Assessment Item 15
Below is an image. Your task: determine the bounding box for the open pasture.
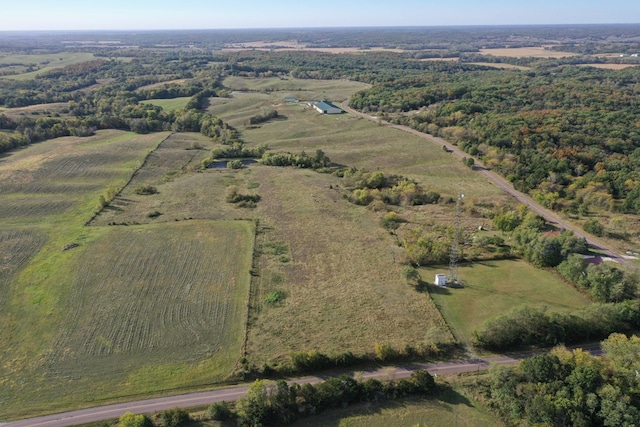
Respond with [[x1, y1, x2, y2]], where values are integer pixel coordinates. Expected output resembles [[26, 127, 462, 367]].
[[479, 47, 578, 58], [222, 76, 370, 101], [244, 166, 456, 363], [578, 63, 640, 70], [421, 259, 591, 344], [0, 52, 97, 80], [141, 96, 192, 112], [90, 132, 246, 225], [0, 102, 70, 119], [0, 130, 169, 224], [136, 78, 190, 90], [0, 221, 253, 419], [470, 62, 531, 70], [240, 101, 503, 198], [208, 77, 369, 128]]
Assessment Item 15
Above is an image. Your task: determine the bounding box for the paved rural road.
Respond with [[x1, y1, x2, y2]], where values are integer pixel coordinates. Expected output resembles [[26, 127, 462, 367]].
[[341, 102, 635, 268], [1, 345, 603, 427]]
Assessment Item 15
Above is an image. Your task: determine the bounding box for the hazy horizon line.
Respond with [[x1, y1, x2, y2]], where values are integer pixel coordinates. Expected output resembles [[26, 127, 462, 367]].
[[2, 22, 640, 34]]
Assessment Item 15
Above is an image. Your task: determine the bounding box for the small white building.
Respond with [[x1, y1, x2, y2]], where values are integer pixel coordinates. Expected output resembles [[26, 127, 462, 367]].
[[434, 274, 447, 287], [313, 100, 344, 114]]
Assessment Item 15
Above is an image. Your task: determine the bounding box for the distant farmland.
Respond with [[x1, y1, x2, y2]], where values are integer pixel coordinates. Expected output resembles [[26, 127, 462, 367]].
[[479, 47, 578, 58]]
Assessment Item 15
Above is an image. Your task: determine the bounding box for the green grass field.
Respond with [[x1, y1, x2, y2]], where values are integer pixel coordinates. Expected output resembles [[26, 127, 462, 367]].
[[0, 130, 254, 419], [0, 52, 97, 80], [290, 390, 499, 427], [141, 97, 192, 112], [420, 259, 592, 345]]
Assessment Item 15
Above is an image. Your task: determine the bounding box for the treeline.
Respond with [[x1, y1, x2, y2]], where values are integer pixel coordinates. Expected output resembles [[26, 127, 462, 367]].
[[480, 336, 640, 426], [473, 300, 640, 351], [117, 369, 437, 427], [212, 370, 437, 426], [558, 254, 638, 303], [349, 65, 640, 212]]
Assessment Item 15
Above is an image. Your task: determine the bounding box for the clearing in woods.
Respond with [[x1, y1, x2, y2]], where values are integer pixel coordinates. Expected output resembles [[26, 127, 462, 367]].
[[141, 96, 192, 112], [419, 259, 592, 345], [0, 52, 97, 80]]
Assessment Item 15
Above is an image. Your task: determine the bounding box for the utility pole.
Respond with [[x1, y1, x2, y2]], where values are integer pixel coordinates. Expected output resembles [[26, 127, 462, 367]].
[[448, 192, 463, 285]]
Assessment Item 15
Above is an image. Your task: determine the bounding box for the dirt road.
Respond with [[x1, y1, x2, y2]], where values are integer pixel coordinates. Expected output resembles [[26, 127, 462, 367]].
[[340, 102, 634, 267]]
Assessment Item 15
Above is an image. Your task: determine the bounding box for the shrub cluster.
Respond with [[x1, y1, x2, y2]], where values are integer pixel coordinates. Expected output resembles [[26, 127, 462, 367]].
[[247, 109, 279, 125], [259, 149, 330, 169], [134, 185, 158, 195], [557, 254, 638, 302], [226, 186, 261, 208], [340, 168, 439, 207], [473, 300, 640, 351], [402, 227, 454, 266], [208, 142, 268, 160]]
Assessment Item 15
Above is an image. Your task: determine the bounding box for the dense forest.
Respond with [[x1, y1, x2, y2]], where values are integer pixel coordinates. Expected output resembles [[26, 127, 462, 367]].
[[351, 64, 640, 213], [477, 335, 640, 426]]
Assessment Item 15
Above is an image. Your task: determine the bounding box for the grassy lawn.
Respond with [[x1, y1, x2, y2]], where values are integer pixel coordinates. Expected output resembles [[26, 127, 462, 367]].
[[290, 389, 499, 427], [420, 259, 592, 345], [141, 96, 192, 112]]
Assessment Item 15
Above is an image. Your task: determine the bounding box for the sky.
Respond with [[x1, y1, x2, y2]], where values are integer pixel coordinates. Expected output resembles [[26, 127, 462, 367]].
[[2, 0, 640, 31]]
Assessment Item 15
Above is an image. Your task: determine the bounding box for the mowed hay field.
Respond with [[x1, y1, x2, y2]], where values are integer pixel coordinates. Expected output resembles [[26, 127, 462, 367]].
[[0, 130, 254, 419], [420, 259, 592, 345], [0, 221, 253, 419], [0, 130, 169, 224]]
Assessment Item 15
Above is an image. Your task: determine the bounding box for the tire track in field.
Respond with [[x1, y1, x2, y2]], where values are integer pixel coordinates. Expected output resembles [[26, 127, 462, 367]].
[[45, 223, 248, 382]]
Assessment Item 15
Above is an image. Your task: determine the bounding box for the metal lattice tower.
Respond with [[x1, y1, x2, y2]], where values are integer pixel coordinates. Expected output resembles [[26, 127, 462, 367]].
[[448, 192, 463, 285]]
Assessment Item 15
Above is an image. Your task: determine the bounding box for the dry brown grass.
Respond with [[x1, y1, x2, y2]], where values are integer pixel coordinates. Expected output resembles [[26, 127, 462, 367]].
[[0, 102, 70, 119], [222, 40, 406, 54], [470, 62, 531, 70], [246, 166, 453, 362], [136, 78, 190, 91], [577, 63, 640, 70], [418, 57, 460, 62], [479, 47, 578, 58]]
